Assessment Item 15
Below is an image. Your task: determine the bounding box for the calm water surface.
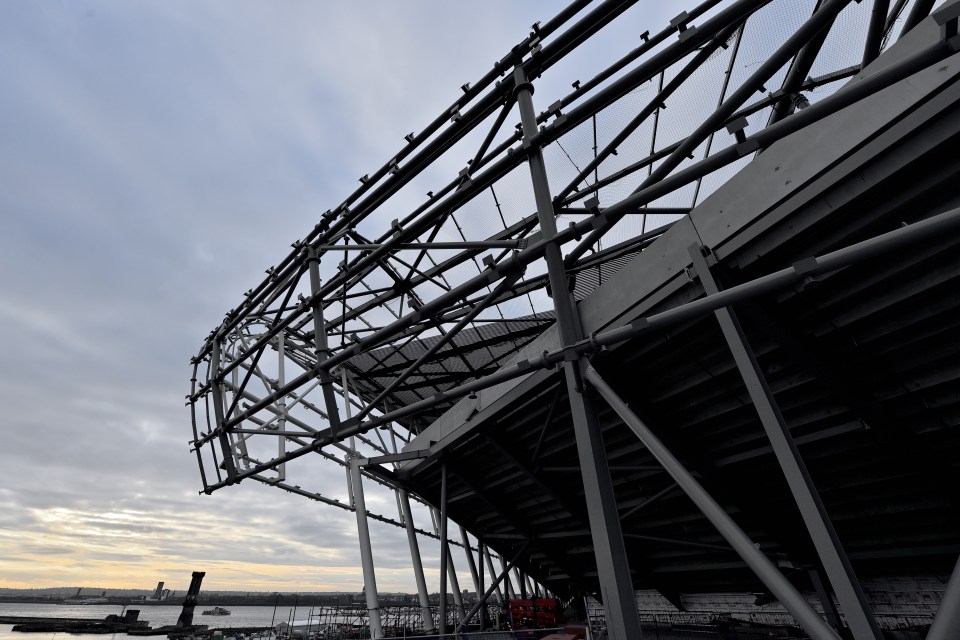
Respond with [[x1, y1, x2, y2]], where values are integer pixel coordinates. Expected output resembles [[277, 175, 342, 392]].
[[0, 603, 304, 640]]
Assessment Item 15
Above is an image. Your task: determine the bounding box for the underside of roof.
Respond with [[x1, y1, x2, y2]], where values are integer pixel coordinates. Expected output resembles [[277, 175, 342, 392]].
[[370, 21, 960, 598]]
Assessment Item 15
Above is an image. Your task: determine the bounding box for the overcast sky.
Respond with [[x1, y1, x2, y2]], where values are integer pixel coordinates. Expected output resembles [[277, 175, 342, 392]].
[[0, 1, 685, 593]]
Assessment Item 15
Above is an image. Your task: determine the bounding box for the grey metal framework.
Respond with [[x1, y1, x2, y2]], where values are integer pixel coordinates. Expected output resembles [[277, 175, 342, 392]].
[[188, 1, 960, 638]]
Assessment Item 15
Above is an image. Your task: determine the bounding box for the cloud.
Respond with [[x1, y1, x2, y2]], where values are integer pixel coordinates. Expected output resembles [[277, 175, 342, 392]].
[[0, 0, 679, 593]]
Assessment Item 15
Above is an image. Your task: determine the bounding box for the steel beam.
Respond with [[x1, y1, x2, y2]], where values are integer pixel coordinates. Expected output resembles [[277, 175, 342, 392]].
[[689, 243, 881, 640], [584, 366, 841, 640], [306, 247, 343, 435], [568, 0, 856, 262], [863, 0, 891, 67], [901, 0, 937, 38], [200, 205, 960, 490], [515, 66, 642, 640], [210, 339, 237, 480], [196, 32, 955, 426]]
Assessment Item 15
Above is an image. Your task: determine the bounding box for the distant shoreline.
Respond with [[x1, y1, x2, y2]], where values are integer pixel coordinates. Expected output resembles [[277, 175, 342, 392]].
[[0, 594, 423, 607]]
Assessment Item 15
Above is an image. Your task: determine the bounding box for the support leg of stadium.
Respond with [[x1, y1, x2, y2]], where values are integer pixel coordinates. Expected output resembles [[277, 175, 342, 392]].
[[688, 244, 881, 640], [501, 556, 516, 599], [478, 531, 485, 632], [483, 548, 504, 603], [444, 541, 465, 621], [348, 456, 383, 639], [809, 568, 843, 633], [399, 488, 435, 633], [460, 526, 480, 597], [584, 366, 841, 640], [515, 65, 643, 640], [927, 554, 960, 640], [438, 463, 448, 635], [458, 542, 529, 634]]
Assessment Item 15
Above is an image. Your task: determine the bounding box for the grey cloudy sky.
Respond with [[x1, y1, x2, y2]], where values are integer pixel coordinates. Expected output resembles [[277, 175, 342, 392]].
[[0, 1, 678, 593]]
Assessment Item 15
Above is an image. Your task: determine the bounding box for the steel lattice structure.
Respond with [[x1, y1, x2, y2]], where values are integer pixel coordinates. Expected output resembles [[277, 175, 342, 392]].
[[189, 1, 960, 638]]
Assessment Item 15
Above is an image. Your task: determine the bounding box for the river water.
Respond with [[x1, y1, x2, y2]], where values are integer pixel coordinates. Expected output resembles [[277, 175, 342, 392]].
[[0, 603, 311, 640]]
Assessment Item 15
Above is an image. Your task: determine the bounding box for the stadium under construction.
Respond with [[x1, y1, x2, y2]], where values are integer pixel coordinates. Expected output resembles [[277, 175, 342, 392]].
[[188, 0, 960, 638]]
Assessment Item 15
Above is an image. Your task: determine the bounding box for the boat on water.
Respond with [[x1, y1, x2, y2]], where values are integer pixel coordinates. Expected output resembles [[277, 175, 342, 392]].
[[201, 606, 231, 616]]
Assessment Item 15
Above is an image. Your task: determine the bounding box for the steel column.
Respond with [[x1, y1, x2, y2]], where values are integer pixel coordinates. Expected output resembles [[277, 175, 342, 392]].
[[478, 531, 486, 631], [445, 544, 465, 621], [460, 526, 481, 595], [515, 568, 527, 600], [810, 568, 843, 632], [515, 65, 643, 640], [457, 543, 529, 633], [584, 366, 841, 640], [399, 489, 435, 633], [484, 549, 504, 603], [863, 0, 891, 67], [438, 463, 448, 635], [348, 456, 383, 639], [689, 244, 881, 640], [499, 555, 516, 599], [927, 555, 960, 640]]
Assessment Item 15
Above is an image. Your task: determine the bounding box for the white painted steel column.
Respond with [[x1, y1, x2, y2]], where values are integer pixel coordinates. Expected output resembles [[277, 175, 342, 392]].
[[460, 526, 481, 595], [399, 489, 435, 633], [349, 456, 383, 639], [483, 548, 504, 603], [500, 555, 516, 599], [586, 365, 841, 640], [927, 555, 960, 640], [446, 544, 465, 620], [689, 245, 881, 640], [438, 467, 448, 635], [515, 65, 643, 640]]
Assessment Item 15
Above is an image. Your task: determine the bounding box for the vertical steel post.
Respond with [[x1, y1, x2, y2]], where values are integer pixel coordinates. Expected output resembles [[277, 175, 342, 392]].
[[810, 568, 843, 632], [339, 354, 381, 640], [584, 366, 841, 640], [927, 555, 960, 640], [460, 526, 481, 595], [689, 245, 881, 640], [501, 555, 516, 599], [478, 531, 486, 631], [349, 457, 383, 639], [514, 66, 643, 640], [439, 464, 448, 636], [446, 545, 465, 621], [400, 489, 435, 633], [457, 543, 530, 634], [516, 568, 527, 599], [484, 548, 504, 604]]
